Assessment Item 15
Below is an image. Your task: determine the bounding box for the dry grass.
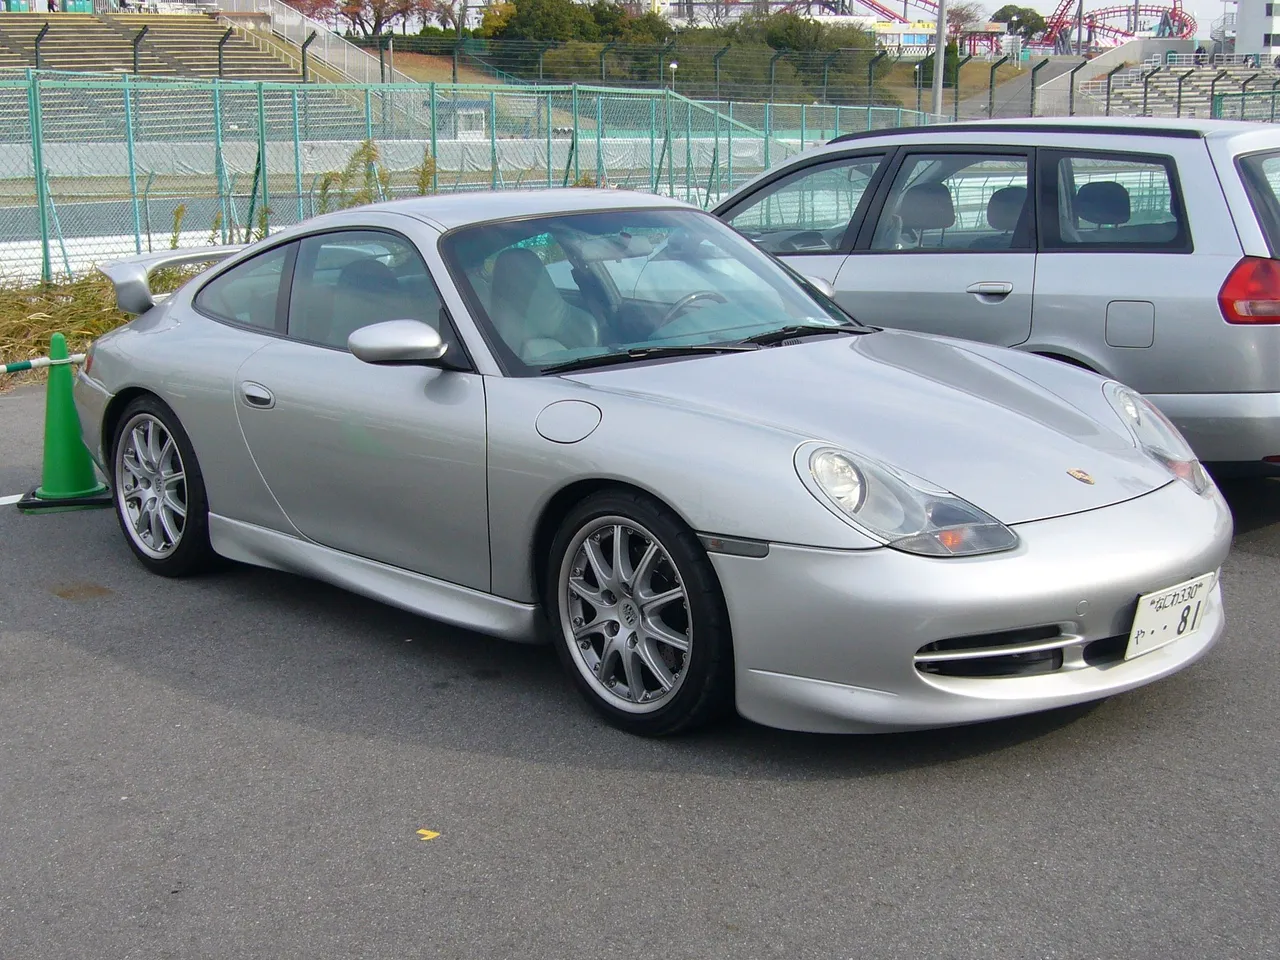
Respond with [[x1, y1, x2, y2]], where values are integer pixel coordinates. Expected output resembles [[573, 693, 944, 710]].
[[0, 268, 197, 392]]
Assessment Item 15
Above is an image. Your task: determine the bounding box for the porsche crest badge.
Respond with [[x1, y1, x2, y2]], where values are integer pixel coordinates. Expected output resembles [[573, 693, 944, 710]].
[[1067, 468, 1095, 485]]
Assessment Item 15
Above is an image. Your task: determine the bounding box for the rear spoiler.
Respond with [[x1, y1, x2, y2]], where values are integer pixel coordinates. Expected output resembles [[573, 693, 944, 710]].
[[97, 245, 246, 316]]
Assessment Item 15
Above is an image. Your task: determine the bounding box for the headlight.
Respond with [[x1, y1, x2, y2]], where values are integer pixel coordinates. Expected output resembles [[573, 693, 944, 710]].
[[1103, 382, 1211, 495], [798, 444, 1019, 557]]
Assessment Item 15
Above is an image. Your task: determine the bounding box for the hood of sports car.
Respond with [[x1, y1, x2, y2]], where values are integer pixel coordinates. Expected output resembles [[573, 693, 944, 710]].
[[568, 329, 1175, 525]]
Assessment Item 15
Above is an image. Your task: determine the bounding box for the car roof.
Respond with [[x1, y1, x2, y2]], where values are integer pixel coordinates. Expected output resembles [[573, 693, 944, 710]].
[[343, 188, 699, 231], [827, 116, 1274, 147]]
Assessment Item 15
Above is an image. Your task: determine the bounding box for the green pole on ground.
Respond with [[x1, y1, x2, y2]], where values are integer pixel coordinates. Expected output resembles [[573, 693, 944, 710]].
[[595, 92, 603, 183], [16, 333, 111, 513], [648, 98, 656, 192], [546, 89, 553, 188], [213, 81, 228, 242], [726, 101, 733, 191], [571, 84, 580, 182]]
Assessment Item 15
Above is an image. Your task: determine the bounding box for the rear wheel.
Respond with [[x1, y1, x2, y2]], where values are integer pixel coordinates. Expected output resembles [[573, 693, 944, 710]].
[[111, 395, 214, 577], [546, 489, 734, 736]]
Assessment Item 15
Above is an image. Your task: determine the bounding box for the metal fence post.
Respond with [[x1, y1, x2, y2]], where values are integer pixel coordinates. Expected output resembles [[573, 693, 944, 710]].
[[132, 25, 148, 75], [1142, 65, 1161, 115], [490, 89, 498, 189], [123, 74, 142, 254], [34, 21, 49, 70], [571, 83, 580, 182], [213, 80, 228, 242], [1067, 59, 1088, 116], [649, 98, 656, 192], [430, 83, 439, 192], [953, 54, 973, 121], [364, 87, 373, 143], [28, 73, 51, 283], [1272, 78, 1280, 122], [764, 101, 771, 169], [545, 89, 553, 189], [867, 50, 887, 107], [1104, 63, 1126, 116], [257, 82, 269, 233], [988, 55, 1009, 119], [685, 99, 692, 202], [218, 27, 231, 78], [726, 100, 733, 189], [714, 44, 730, 101], [595, 92, 603, 183], [1028, 57, 1051, 117], [301, 31, 317, 82], [800, 103, 806, 147], [292, 88, 303, 222]]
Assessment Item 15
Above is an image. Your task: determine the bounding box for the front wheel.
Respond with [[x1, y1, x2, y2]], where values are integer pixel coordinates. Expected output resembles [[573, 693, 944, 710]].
[[546, 489, 734, 736]]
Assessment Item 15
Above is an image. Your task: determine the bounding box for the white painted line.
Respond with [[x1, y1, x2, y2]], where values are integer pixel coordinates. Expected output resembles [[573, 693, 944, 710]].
[[0, 494, 23, 506]]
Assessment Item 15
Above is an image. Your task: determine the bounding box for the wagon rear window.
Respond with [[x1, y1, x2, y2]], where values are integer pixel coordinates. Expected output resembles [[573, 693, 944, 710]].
[[1237, 152, 1280, 256]]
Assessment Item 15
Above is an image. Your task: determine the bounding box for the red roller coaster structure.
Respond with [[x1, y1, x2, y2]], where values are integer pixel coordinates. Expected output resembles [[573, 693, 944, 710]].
[[1041, 0, 1197, 49]]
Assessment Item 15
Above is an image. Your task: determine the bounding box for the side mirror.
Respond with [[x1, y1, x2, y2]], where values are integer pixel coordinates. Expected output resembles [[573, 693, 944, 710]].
[[348, 319, 448, 365], [809, 277, 837, 300]]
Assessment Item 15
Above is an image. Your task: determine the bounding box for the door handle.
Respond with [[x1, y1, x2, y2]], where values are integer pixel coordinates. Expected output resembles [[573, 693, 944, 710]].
[[966, 281, 1014, 298], [239, 381, 275, 409]]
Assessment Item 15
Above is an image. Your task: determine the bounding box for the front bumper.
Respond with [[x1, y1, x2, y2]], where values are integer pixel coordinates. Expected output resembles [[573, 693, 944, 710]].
[[711, 478, 1233, 734], [1150, 390, 1280, 463]]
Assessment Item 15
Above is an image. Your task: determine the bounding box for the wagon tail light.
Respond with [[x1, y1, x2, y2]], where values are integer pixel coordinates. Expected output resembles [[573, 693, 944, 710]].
[[1219, 257, 1280, 323]]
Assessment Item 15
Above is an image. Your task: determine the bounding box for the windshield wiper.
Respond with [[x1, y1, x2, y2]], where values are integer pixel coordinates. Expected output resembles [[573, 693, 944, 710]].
[[737, 324, 870, 347], [541, 344, 758, 375]]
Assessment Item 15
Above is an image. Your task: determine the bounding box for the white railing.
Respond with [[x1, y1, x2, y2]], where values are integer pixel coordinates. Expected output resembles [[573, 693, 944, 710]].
[[218, 0, 416, 85]]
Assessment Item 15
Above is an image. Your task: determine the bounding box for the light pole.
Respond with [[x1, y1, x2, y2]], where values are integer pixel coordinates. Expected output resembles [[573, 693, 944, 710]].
[[931, 0, 948, 116], [915, 62, 922, 112], [669, 61, 678, 92]]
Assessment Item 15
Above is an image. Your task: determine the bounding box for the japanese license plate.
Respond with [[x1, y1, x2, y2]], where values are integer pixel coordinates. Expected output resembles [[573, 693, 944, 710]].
[[1125, 571, 1216, 660]]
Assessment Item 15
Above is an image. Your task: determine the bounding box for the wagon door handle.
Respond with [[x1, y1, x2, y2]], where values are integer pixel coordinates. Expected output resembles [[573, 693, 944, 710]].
[[966, 281, 1014, 299], [239, 381, 275, 409]]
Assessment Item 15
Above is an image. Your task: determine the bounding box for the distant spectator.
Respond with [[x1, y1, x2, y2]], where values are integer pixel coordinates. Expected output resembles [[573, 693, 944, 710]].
[[1274, 54, 1280, 69], [1194, 45, 1207, 65], [47, 0, 56, 10]]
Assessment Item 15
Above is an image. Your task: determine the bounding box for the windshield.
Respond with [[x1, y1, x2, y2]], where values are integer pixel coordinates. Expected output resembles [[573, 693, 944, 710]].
[[440, 208, 857, 374]]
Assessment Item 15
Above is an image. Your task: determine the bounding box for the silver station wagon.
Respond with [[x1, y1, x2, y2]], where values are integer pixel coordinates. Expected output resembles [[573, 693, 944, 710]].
[[713, 117, 1280, 472]]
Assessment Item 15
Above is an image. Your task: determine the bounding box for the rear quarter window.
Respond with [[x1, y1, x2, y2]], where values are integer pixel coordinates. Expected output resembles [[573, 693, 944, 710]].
[[1237, 152, 1280, 256]]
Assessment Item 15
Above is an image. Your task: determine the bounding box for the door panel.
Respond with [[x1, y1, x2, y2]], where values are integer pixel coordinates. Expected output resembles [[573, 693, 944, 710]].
[[834, 252, 1035, 345], [234, 343, 490, 591], [836, 149, 1035, 346]]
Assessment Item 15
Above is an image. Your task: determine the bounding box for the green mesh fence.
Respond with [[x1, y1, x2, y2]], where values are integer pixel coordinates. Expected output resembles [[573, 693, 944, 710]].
[[1, 71, 937, 282], [1212, 89, 1280, 121]]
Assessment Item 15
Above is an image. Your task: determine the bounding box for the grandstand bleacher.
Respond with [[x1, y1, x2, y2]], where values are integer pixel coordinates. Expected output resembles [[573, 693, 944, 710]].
[[0, 11, 296, 79], [1083, 56, 1279, 118]]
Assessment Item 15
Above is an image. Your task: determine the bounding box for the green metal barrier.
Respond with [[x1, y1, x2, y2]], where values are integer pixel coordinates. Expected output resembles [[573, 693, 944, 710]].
[[0, 70, 937, 282]]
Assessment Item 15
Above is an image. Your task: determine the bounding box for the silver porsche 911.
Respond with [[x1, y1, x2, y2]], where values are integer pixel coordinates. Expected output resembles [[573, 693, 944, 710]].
[[75, 189, 1232, 737]]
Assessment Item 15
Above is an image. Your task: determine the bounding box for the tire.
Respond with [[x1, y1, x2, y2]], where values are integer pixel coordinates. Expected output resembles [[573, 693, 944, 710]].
[[545, 488, 734, 736], [110, 395, 215, 577]]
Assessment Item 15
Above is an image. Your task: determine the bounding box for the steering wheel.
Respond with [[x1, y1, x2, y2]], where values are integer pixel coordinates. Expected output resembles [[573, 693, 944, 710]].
[[653, 290, 729, 333]]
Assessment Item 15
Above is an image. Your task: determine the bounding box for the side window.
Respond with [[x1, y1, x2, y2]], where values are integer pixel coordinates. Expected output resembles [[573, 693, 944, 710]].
[[868, 153, 1031, 252], [723, 155, 884, 255], [287, 230, 446, 350], [193, 244, 291, 331], [1042, 152, 1189, 250]]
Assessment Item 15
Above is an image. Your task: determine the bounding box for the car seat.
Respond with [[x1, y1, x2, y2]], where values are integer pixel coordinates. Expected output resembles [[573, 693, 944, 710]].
[[488, 247, 600, 362], [969, 186, 1027, 249]]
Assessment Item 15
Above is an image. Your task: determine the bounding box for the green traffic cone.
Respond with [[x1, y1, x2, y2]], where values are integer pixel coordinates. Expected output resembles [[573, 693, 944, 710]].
[[16, 333, 112, 513]]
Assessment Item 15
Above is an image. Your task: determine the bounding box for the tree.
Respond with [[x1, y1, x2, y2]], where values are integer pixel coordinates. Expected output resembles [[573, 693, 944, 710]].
[[946, 0, 986, 36], [990, 3, 1046, 40], [479, 0, 597, 41]]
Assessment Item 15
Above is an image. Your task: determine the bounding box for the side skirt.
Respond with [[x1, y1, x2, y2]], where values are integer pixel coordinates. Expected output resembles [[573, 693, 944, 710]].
[[208, 514, 544, 643]]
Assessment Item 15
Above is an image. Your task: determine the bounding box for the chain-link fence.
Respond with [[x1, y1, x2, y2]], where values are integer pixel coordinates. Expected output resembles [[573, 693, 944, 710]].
[[1213, 89, 1280, 122], [0, 71, 936, 282]]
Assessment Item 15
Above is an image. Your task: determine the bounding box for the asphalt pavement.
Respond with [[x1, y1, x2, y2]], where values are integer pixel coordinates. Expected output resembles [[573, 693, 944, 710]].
[[1, 383, 1278, 960]]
